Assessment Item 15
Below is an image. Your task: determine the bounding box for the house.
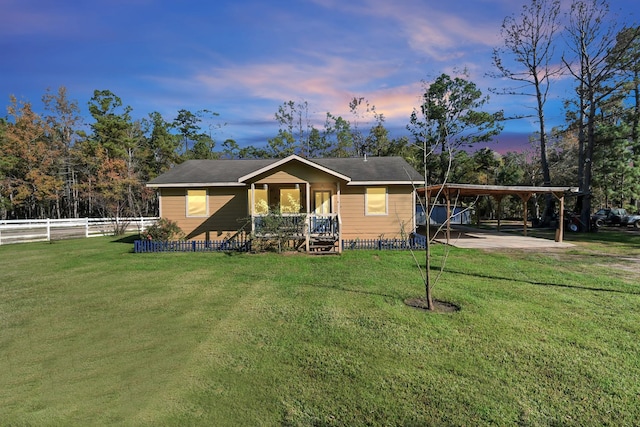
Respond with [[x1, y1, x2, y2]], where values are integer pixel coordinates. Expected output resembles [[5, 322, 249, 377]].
[[147, 155, 424, 253]]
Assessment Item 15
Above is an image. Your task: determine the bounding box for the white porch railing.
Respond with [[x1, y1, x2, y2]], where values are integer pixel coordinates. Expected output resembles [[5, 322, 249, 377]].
[[251, 213, 339, 237], [251, 213, 341, 253], [0, 217, 159, 245]]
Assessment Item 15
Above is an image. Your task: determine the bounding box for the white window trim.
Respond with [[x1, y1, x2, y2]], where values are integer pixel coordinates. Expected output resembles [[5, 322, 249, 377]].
[[365, 186, 388, 216], [186, 189, 208, 217], [314, 190, 332, 215]]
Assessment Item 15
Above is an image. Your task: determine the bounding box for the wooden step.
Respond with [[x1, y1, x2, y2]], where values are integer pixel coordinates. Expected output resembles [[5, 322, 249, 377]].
[[308, 238, 339, 254]]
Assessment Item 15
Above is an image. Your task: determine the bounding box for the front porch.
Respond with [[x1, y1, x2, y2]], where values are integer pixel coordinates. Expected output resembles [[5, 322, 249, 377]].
[[251, 213, 342, 253], [248, 181, 342, 253]]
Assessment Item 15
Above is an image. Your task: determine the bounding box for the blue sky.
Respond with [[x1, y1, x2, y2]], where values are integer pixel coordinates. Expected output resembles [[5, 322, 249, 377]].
[[1, 0, 638, 153]]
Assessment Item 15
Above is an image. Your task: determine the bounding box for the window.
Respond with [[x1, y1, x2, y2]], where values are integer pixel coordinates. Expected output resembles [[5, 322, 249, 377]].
[[314, 191, 331, 214], [365, 187, 387, 215], [280, 188, 301, 213], [187, 189, 207, 217], [249, 188, 269, 214]]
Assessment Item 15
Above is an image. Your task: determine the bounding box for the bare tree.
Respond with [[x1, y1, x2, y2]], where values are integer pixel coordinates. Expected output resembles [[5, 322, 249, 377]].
[[562, 0, 640, 229], [42, 86, 83, 218], [406, 73, 498, 311], [492, 0, 562, 225]]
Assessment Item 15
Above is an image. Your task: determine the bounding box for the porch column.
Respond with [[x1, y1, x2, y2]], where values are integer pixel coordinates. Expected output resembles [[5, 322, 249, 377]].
[[445, 191, 451, 244], [250, 183, 255, 234], [336, 181, 342, 253], [412, 188, 417, 231], [305, 182, 310, 252]]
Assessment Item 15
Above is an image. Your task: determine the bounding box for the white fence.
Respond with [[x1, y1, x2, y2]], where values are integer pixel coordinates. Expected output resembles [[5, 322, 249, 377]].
[[0, 217, 159, 245]]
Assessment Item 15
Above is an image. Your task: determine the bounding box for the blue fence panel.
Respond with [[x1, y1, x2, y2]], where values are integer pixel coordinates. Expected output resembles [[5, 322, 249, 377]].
[[134, 237, 252, 253], [135, 233, 426, 253], [341, 234, 426, 251]]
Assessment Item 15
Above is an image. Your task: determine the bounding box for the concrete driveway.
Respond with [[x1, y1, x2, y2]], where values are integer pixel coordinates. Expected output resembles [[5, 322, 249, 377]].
[[432, 225, 575, 249]]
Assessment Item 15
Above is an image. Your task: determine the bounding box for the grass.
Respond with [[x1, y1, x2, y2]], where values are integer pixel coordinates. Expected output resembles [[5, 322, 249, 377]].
[[1, 232, 640, 426]]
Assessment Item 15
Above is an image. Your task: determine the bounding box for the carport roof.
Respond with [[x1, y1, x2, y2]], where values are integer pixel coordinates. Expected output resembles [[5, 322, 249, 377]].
[[419, 183, 579, 199], [419, 183, 579, 244]]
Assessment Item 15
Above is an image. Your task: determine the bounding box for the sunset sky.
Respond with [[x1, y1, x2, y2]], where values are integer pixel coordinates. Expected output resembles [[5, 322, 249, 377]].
[[2, 0, 638, 153]]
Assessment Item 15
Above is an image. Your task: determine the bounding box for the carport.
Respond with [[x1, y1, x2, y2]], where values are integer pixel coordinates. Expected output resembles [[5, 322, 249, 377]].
[[419, 183, 578, 244]]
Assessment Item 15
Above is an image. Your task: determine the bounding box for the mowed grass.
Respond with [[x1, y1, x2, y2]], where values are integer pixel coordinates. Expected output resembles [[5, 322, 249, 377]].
[[1, 233, 640, 426]]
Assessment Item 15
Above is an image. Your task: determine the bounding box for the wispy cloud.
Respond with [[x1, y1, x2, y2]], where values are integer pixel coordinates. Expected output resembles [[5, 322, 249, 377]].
[[309, 0, 505, 60], [0, 1, 74, 36], [8, 0, 628, 150]]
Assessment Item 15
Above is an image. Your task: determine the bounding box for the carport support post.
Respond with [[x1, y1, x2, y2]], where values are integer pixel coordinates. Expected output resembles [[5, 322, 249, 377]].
[[555, 193, 565, 243], [520, 193, 531, 236], [495, 196, 504, 232]]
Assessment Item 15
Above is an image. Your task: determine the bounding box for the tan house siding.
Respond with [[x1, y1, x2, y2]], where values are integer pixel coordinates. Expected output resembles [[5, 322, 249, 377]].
[[160, 187, 248, 239], [340, 185, 414, 240], [160, 184, 414, 241]]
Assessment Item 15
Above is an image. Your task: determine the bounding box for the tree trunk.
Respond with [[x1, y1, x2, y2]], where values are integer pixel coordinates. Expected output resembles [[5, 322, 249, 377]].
[[424, 193, 434, 310], [580, 90, 597, 232], [537, 82, 556, 224]]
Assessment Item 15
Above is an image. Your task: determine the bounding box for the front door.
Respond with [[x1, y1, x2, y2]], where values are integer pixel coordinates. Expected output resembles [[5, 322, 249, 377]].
[[314, 191, 331, 214]]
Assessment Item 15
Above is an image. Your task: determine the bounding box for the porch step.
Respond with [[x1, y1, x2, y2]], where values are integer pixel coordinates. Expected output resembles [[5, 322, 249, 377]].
[[308, 237, 340, 254]]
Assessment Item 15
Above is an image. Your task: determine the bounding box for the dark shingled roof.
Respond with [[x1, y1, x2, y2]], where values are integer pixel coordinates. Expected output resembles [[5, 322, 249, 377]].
[[314, 157, 422, 182], [147, 156, 423, 186], [148, 159, 275, 185]]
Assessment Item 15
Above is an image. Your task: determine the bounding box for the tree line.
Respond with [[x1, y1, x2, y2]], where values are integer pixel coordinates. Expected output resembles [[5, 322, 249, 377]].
[[1, 0, 638, 225]]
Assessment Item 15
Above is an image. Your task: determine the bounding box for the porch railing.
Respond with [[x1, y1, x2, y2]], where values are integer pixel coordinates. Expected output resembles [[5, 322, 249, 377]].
[[309, 214, 339, 236], [251, 213, 340, 238], [252, 214, 305, 237]]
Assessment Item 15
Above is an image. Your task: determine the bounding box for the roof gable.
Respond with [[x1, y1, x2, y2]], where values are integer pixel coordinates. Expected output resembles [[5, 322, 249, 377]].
[[238, 155, 351, 182]]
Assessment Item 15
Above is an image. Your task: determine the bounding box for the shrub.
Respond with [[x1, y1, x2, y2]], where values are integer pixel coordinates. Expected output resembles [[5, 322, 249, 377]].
[[252, 207, 306, 253], [142, 218, 184, 241]]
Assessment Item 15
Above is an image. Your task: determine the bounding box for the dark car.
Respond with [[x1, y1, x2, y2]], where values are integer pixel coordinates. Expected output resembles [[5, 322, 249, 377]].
[[591, 208, 640, 229]]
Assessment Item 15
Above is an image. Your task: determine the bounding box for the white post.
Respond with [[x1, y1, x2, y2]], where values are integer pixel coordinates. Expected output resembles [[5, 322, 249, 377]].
[[47, 218, 51, 242], [250, 183, 255, 234], [85, 217, 89, 238], [412, 188, 417, 232], [336, 182, 342, 253]]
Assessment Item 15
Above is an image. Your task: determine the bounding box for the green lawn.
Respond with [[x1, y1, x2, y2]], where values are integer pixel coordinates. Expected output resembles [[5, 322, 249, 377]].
[[1, 233, 639, 426]]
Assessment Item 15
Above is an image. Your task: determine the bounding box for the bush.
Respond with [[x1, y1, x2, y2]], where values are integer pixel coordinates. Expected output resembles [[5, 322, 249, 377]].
[[252, 208, 306, 253], [142, 218, 184, 241]]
